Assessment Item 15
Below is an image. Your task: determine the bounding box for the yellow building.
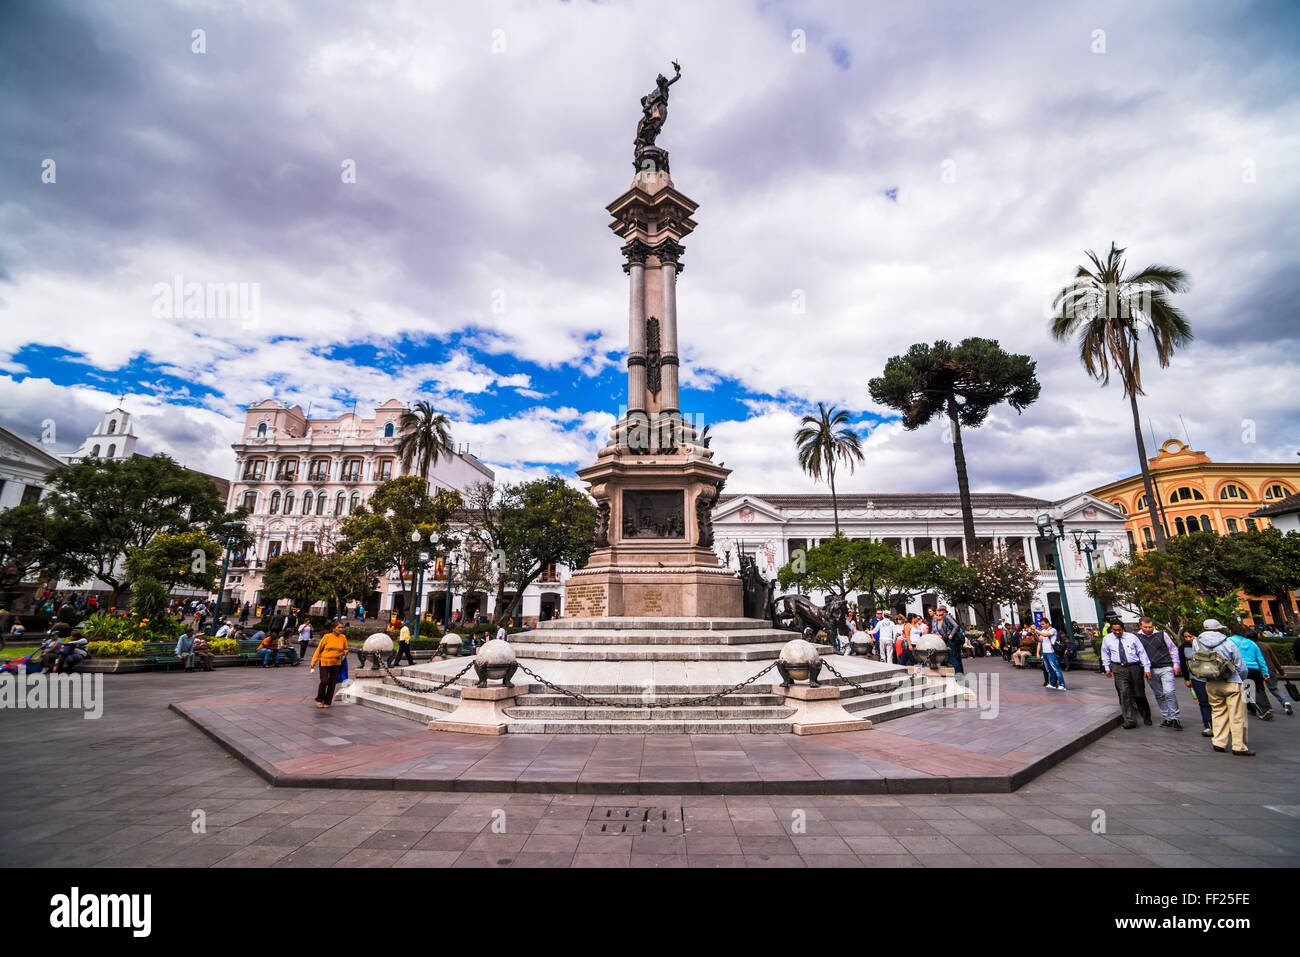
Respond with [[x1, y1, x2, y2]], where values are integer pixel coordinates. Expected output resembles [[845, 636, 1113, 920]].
[[1089, 439, 1300, 626]]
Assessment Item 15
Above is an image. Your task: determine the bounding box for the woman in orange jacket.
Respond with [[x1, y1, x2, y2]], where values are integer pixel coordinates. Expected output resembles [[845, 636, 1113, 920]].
[[310, 622, 351, 708]]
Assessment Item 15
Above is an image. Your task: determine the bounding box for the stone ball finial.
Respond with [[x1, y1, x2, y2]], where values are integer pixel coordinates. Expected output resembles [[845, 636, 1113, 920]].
[[779, 638, 821, 667], [474, 638, 519, 688], [363, 633, 394, 653]]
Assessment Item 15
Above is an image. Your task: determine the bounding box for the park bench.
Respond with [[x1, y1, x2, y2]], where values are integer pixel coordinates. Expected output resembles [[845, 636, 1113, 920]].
[[236, 639, 267, 665], [142, 641, 187, 671]]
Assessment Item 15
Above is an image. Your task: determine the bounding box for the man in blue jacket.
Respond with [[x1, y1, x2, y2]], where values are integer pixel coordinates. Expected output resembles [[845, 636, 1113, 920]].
[[1228, 626, 1274, 720]]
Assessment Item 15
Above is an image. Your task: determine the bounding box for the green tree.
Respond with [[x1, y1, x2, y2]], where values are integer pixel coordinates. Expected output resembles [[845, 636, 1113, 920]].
[[464, 478, 597, 625], [262, 550, 330, 615], [321, 551, 377, 620], [337, 477, 461, 623], [1087, 548, 1243, 635], [775, 537, 954, 615], [935, 545, 1039, 628], [125, 530, 222, 594], [794, 403, 864, 535], [0, 504, 54, 606], [38, 455, 237, 605], [395, 401, 453, 481], [869, 338, 1040, 556], [1050, 243, 1192, 552]]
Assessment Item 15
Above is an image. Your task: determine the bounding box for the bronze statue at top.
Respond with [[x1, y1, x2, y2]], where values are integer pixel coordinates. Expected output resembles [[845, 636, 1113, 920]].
[[634, 60, 681, 170]]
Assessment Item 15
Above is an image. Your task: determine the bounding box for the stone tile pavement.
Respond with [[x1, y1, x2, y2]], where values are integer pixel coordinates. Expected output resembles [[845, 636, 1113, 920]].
[[2, 657, 1298, 867]]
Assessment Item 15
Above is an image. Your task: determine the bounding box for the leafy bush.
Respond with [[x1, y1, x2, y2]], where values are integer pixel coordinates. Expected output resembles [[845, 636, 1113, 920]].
[[207, 637, 238, 655], [1261, 640, 1295, 667], [87, 640, 145, 658]]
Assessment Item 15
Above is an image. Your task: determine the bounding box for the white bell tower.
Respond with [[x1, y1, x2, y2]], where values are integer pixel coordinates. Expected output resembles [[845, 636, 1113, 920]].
[[66, 406, 138, 462]]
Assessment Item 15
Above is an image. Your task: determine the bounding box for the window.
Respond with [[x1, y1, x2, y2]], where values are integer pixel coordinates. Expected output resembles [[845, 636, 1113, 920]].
[[91, 445, 100, 457], [107, 420, 116, 434], [275, 458, 298, 482], [341, 458, 362, 481], [241, 491, 257, 512], [1219, 484, 1249, 500], [1174, 517, 1187, 535], [283, 492, 294, 515], [308, 457, 331, 481], [1199, 514, 1213, 532], [20, 485, 42, 506], [377, 459, 393, 481], [302, 491, 313, 515], [1245, 518, 1258, 531], [1111, 501, 1127, 515], [1170, 486, 1205, 503], [107, 444, 115, 457], [269, 491, 281, 514], [1126, 530, 1136, 550], [1142, 527, 1154, 548], [384, 422, 395, 438], [1265, 484, 1292, 500], [1226, 517, 1239, 533], [267, 541, 282, 560], [316, 493, 326, 515], [1136, 494, 1150, 510], [302, 540, 315, 554], [335, 492, 346, 515], [243, 459, 266, 480], [257, 422, 267, 437], [350, 492, 361, 513], [540, 562, 559, 582]]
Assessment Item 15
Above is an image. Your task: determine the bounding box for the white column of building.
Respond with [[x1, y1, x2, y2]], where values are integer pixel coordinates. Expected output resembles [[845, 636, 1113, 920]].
[[627, 258, 647, 413], [660, 258, 680, 415], [1022, 536, 1039, 571], [903, 537, 914, 557]]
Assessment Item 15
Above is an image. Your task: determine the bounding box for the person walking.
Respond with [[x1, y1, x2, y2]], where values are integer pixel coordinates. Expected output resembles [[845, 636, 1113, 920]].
[[1036, 622, 1067, 690], [930, 605, 964, 676], [1230, 627, 1274, 720], [310, 622, 351, 709], [297, 618, 313, 663], [1179, 627, 1214, 737], [390, 620, 415, 667], [239, 601, 250, 625], [1190, 619, 1253, 756], [1101, 621, 1152, 729], [1256, 637, 1294, 717], [1136, 616, 1183, 729]]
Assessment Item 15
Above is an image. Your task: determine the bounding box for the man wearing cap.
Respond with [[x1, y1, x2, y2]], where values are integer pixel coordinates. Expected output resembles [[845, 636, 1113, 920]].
[[1100, 622, 1152, 729], [1192, 619, 1252, 756], [390, 619, 414, 667]]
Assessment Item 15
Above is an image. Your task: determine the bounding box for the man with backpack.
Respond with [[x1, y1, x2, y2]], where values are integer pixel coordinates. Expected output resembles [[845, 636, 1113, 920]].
[[1190, 619, 1253, 756]]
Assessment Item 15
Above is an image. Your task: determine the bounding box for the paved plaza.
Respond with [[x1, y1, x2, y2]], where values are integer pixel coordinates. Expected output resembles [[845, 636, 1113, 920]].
[[2, 657, 1298, 868]]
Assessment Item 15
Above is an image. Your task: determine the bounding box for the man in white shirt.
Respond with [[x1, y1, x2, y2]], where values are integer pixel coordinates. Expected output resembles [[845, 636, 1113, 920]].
[[1101, 622, 1153, 729], [214, 620, 232, 639], [496, 624, 508, 642], [871, 610, 896, 664], [297, 619, 313, 662]]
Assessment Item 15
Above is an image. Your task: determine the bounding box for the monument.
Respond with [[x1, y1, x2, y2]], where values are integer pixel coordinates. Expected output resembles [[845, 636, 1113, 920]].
[[563, 61, 744, 619]]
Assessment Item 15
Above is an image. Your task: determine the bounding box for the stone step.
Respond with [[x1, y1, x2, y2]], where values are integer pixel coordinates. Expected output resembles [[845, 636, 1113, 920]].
[[514, 692, 788, 707], [501, 643, 796, 661], [535, 617, 775, 632], [507, 629, 799, 646], [845, 685, 968, 721], [503, 706, 797, 721], [341, 684, 450, 723], [503, 718, 799, 734], [364, 681, 460, 712]]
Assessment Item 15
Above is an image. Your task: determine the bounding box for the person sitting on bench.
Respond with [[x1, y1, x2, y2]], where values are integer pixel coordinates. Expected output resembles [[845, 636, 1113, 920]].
[[258, 631, 280, 667]]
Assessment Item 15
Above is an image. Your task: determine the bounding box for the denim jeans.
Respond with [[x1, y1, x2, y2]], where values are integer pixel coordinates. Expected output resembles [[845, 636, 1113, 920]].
[[946, 638, 964, 674], [1148, 666, 1179, 720], [1043, 653, 1065, 688], [1188, 676, 1213, 728], [259, 649, 278, 666]]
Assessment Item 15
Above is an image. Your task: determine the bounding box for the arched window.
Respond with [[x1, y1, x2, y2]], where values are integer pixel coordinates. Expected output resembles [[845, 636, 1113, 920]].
[[1142, 527, 1154, 548], [1226, 517, 1239, 533], [1111, 501, 1127, 515], [1170, 486, 1205, 503], [341, 458, 362, 482], [350, 492, 361, 513], [243, 458, 265, 480], [1174, 517, 1186, 535], [107, 420, 117, 434], [241, 491, 257, 512], [1219, 484, 1249, 500], [1126, 530, 1136, 550], [269, 491, 281, 514], [336, 492, 346, 515], [308, 457, 330, 481], [377, 459, 393, 481], [107, 444, 115, 457], [302, 491, 313, 515], [91, 445, 100, 457], [316, 493, 326, 515], [1265, 483, 1293, 500], [384, 422, 394, 438], [1199, 515, 1213, 532], [257, 422, 267, 437], [283, 491, 294, 515], [1136, 494, 1150, 510], [1245, 518, 1259, 530]]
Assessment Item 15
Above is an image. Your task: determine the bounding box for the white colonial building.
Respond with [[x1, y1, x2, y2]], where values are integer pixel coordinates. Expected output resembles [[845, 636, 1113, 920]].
[[710, 491, 1132, 629], [64, 407, 138, 463], [225, 399, 569, 623]]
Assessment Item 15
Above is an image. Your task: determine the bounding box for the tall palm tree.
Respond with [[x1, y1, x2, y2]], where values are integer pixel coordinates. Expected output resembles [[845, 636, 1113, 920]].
[[794, 403, 864, 535], [1051, 242, 1192, 552], [395, 401, 453, 481]]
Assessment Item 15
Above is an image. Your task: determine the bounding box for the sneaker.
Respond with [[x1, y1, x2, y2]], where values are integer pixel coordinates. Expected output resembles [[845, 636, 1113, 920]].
[[1201, 727, 1212, 737], [1232, 749, 1256, 757], [1212, 746, 1226, 752], [1260, 710, 1274, 721], [1286, 703, 1294, 716], [1159, 719, 1171, 728], [1123, 723, 1137, 730], [1170, 720, 1183, 730]]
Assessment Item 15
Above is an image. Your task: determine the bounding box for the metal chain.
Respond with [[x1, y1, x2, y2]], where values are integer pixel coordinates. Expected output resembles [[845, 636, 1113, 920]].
[[379, 660, 475, 694], [514, 661, 777, 710], [822, 659, 902, 696]]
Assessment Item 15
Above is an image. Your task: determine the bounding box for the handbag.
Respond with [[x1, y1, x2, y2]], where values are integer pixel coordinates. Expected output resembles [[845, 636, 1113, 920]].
[[338, 656, 349, 682], [1285, 680, 1299, 702]]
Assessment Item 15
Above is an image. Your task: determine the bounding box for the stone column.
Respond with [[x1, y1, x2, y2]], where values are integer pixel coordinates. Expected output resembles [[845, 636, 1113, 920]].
[[658, 243, 683, 415], [1022, 536, 1038, 571], [627, 258, 647, 413]]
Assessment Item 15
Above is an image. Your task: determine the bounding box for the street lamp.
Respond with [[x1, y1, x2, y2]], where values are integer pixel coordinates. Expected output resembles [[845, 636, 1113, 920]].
[[408, 529, 434, 644], [1070, 527, 1107, 632], [1035, 512, 1076, 640], [443, 552, 460, 630], [209, 520, 246, 636]]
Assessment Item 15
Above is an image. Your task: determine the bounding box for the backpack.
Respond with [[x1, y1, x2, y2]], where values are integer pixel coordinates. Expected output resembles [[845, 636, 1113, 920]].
[[1189, 645, 1236, 682]]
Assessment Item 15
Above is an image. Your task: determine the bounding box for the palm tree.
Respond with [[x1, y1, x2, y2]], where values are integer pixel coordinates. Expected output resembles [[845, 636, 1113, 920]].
[[1051, 242, 1192, 552], [395, 401, 453, 482], [794, 403, 864, 535]]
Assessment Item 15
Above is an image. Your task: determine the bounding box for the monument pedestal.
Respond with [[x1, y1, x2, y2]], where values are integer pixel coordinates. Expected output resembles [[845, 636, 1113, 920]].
[[779, 684, 872, 735], [432, 685, 519, 735]]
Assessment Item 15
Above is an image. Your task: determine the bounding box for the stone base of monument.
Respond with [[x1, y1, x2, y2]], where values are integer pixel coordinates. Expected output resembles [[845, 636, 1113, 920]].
[[779, 684, 872, 735], [431, 685, 520, 735]]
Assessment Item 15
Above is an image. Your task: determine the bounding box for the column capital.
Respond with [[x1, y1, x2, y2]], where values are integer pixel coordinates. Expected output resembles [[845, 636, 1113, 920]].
[[651, 239, 686, 267], [621, 239, 652, 269]]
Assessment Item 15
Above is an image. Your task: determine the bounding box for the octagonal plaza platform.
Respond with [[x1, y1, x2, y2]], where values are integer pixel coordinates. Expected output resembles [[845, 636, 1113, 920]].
[[339, 617, 967, 734]]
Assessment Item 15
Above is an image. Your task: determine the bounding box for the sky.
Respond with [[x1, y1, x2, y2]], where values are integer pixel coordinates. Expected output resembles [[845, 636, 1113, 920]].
[[1, 0, 1297, 500]]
